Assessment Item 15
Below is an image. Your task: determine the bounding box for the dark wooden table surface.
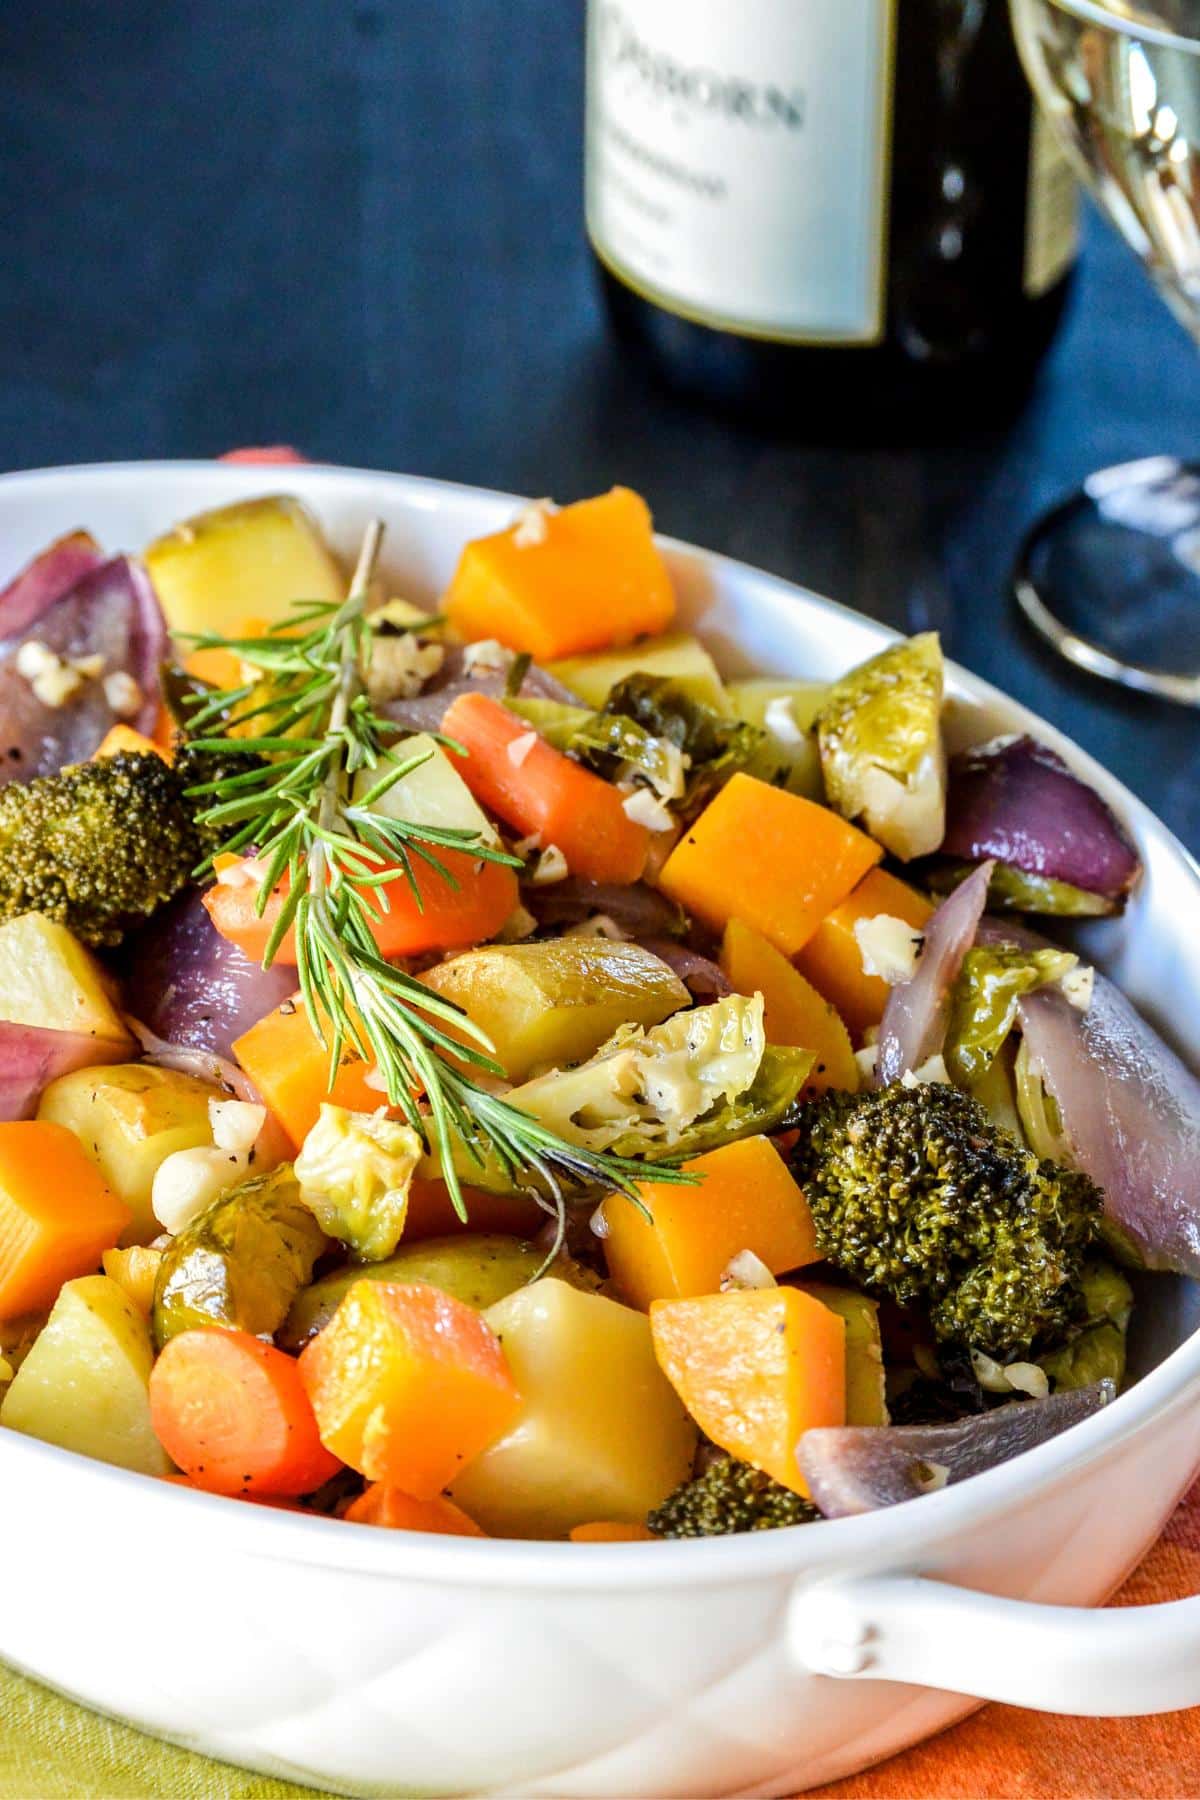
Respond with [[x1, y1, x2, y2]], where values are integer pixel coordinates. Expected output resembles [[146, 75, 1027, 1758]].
[[3, 0, 1198, 848]]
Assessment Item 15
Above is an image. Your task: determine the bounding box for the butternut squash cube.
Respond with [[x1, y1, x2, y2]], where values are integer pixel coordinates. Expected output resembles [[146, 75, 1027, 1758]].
[[0, 1122, 131, 1320], [443, 487, 676, 660], [720, 918, 858, 1096], [233, 997, 385, 1150], [793, 867, 933, 1040], [297, 1279, 519, 1498], [651, 1288, 845, 1494], [656, 775, 882, 957], [448, 1280, 697, 1538], [602, 1136, 821, 1311]]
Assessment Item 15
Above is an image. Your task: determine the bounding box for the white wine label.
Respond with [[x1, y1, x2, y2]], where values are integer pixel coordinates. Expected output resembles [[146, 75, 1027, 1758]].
[[585, 0, 896, 344], [1024, 102, 1079, 297]]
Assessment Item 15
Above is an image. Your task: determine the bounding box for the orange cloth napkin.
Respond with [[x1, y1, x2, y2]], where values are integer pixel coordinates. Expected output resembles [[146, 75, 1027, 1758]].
[[810, 1475, 1200, 1798]]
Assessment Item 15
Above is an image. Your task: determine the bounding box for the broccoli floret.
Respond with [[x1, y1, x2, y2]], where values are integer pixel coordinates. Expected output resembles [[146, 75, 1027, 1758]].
[[648, 1457, 821, 1537], [0, 751, 205, 946], [789, 1082, 1102, 1362]]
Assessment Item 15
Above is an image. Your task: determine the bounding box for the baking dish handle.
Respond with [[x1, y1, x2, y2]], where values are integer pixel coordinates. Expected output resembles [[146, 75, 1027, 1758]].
[[791, 1573, 1200, 1715]]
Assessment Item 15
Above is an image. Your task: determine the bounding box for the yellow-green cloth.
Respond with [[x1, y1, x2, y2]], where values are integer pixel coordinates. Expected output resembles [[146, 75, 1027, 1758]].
[[0, 1662, 337, 1800]]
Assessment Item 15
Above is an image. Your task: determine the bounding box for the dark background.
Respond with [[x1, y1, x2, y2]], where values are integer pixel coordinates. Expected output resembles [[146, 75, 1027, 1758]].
[[3, 1, 1198, 846]]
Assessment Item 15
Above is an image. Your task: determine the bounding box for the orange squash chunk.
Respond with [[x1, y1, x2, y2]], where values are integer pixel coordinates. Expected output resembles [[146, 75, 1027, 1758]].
[[602, 1136, 821, 1311], [720, 918, 858, 1096], [233, 997, 390, 1151], [794, 867, 934, 1040], [656, 775, 882, 956], [344, 1484, 487, 1536], [569, 1520, 657, 1543], [91, 724, 170, 763], [298, 1280, 520, 1498], [0, 1122, 132, 1320], [650, 1288, 845, 1494], [443, 487, 676, 660]]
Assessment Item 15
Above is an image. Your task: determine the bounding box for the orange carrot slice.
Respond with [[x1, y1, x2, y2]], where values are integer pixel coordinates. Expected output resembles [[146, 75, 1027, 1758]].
[[440, 691, 649, 885], [204, 847, 517, 965], [149, 1328, 342, 1497]]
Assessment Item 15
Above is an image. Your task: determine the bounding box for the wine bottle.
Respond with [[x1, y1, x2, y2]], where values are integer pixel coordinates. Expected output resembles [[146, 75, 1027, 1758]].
[[584, 0, 1079, 427]]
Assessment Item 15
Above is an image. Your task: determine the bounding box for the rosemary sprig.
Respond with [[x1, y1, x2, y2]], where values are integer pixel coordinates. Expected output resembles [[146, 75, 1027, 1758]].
[[182, 520, 693, 1230]]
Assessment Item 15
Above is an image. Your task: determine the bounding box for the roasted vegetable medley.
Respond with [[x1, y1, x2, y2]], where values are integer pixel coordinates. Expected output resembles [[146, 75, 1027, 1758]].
[[0, 484, 1194, 1541]]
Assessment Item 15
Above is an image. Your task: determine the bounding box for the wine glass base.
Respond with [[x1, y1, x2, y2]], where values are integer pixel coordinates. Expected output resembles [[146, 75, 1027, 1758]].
[[1012, 456, 1200, 705]]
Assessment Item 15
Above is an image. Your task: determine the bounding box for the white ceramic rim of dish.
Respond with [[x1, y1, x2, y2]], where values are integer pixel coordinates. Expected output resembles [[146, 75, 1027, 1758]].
[[0, 457, 1196, 1589]]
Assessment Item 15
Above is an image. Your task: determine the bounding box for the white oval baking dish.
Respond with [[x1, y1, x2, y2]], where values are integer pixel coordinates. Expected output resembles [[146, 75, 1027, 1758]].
[[1, 461, 1199, 1800]]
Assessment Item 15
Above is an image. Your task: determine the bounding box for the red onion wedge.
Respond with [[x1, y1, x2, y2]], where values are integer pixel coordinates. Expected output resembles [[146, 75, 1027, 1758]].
[[381, 645, 580, 735], [0, 1021, 127, 1121], [1018, 970, 1200, 1276], [119, 890, 297, 1065], [525, 877, 687, 939], [0, 554, 168, 784], [0, 530, 105, 639], [635, 940, 731, 999], [797, 1381, 1114, 1515], [943, 736, 1140, 905], [876, 860, 994, 1085]]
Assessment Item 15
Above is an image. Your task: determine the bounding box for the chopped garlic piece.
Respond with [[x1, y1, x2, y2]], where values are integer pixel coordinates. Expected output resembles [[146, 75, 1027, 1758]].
[[363, 1064, 390, 1094], [103, 669, 143, 718], [463, 638, 510, 677], [152, 1145, 248, 1235], [215, 855, 271, 889], [622, 786, 675, 832], [855, 914, 924, 985], [911, 1459, 950, 1494], [1003, 1361, 1051, 1399], [74, 653, 106, 680], [565, 913, 630, 941], [855, 1043, 879, 1082], [209, 1097, 266, 1156], [971, 1350, 1050, 1399], [512, 497, 555, 547], [507, 730, 538, 768], [367, 633, 444, 702], [589, 1203, 611, 1240], [720, 1249, 777, 1292], [1061, 964, 1094, 1012], [900, 1054, 951, 1089], [496, 903, 539, 942], [764, 694, 804, 746], [530, 843, 569, 884], [15, 640, 56, 679], [32, 662, 83, 708]]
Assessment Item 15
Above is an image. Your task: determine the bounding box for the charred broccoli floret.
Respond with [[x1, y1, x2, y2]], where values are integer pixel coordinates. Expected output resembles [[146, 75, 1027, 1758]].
[[648, 1457, 821, 1537], [789, 1082, 1102, 1361], [0, 751, 206, 946]]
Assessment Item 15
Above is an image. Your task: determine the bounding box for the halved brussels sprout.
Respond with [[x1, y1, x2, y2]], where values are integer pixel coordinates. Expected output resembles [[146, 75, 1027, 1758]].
[[817, 633, 946, 860], [944, 944, 1076, 1089], [152, 1165, 326, 1347]]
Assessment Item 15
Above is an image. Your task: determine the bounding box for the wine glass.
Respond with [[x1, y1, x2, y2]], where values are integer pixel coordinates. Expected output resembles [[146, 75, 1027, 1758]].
[[1010, 0, 1200, 700]]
